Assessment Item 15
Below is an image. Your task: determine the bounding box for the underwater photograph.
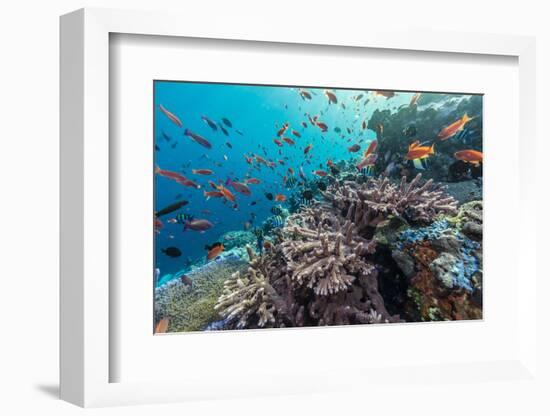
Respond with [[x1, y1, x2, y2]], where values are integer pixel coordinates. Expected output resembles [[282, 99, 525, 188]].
[[153, 81, 483, 333]]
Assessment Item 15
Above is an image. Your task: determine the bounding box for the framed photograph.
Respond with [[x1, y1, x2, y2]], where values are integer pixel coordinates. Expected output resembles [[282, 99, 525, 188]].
[[60, 8, 538, 408]]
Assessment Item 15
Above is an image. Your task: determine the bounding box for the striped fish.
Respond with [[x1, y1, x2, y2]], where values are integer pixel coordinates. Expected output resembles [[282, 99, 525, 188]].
[[270, 215, 285, 228], [175, 213, 194, 224]]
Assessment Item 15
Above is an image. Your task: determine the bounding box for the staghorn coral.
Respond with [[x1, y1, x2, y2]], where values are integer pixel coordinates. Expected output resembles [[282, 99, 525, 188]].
[[322, 173, 458, 230]]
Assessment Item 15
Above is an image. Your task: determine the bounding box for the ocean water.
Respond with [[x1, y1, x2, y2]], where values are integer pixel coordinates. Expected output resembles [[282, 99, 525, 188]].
[[153, 81, 483, 331]]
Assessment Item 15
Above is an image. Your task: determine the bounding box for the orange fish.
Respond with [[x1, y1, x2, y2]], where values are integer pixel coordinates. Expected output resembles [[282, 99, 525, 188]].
[[282, 137, 295, 145], [205, 242, 224, 261], [208, 180, 218, 189], [204, 190, 224, 199], [324, 90, 338, 104], [274, 139, 283, 147], [291, 130, 301, 138], [405, 141, 435, 161], [217, 184, 236, 202], [410, 92, 421, 107], [454, 149, 483, 165], [274, 194, 286, 202], [159, 105, 182, 127], [192, 169, 213, 175], [327, 159, 335, 168], [304, 144, 313, 154], [364, 140, 378, 157], [438, 114, 474, 141], [313, 170, 327, 177], [245, 178, 261, 184], [154, 318, 169, 334]]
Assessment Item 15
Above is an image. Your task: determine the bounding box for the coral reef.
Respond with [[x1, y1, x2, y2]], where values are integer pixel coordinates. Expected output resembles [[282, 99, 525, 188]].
[[322, 173, 458, 230], [155, 256, 248, 332]]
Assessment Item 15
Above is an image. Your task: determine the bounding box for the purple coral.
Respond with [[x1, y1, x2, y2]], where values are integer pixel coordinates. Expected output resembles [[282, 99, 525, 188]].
[[323, 173, 458, 229]]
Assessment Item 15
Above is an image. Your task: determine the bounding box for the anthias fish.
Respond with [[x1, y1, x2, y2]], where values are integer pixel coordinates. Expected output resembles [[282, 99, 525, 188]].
[[291, 130, 301, 138], [405, 141, 435, 160], [245, 178, 261, 184], [438, 114, 474, 141], [159, 104, 183, 127], [277, 123, 289, 137], [227, 178, 252, 196], [184, 128, 212, 149], [217, 184, 236, 202], [304, 144, 313, 154], [374, 91, 395, 99], [282, 137, 295, 145], [454, 149, 483, 165], [221, 117, 233, 128], [364, 140, 378, 157], [155, 200, 189, 217], [410, 92, 421, 107], [192, 169, 213, 175], [299, 89, 312, 100], [274, 194, 286, 202], [204, 190, 224, 199], [348, 144, 361, 153]]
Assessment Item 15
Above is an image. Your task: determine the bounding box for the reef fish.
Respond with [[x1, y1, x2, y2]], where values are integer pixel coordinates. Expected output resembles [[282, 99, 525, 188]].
[[324, 90, 338, 104], [374, 91, 395, 99], [184, 219, 214, 232], [405, 141, 435, 160], [437, 114, 475, 141], [161, 246, 182, 257], [221, 117, 233, 128], [155, 200, 189, 217], [410, 92, 421, 107], [454, 149, 483, 165], [348, 144, 361, 153], [159, 104, 182, 127], [364, 140, 378, 157], [184, 128, 212, 149], [274, 194, 286, 202], [205, 242, 225, 260], [201, 115, 218, 131], [192, 169, 213, 175], [299, 89, 312, 100], [226, 178, 252, 196], [304, 144, 313, 154]]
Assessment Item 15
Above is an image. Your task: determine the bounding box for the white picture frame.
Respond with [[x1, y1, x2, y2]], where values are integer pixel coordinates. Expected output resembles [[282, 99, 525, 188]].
[[60, 8, 539, 408]]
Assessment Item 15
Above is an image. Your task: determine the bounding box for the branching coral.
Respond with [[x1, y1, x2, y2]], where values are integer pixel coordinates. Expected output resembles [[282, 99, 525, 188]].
[[323, 174, 458, 230], [215, 246, 283, 329]]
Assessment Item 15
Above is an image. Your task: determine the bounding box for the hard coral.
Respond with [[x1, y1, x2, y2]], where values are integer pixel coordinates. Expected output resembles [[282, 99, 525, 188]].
[[323, 174, 458, 232]]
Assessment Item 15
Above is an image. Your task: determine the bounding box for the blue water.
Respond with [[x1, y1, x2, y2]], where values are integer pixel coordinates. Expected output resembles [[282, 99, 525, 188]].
[[153, 82, 474, 276]]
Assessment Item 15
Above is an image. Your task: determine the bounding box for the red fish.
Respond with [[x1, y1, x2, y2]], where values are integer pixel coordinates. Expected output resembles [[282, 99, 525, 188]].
[[274, 139, 283, 147], [454, 149, 483, 165], [227, 178, 251, 196], [159, 105, 182, 127], [184, 219, 214, 232], [316, 121, 328, 132], [204, 190, 224, 200], [208, 180, 218, 189], [155, 166, 199, 188], [438, 114, 474, 141], [255, 155, 268, 165], [245, 178, 261, 184], [277, 123, 289, 137], [154, 217, 163, 233], [291, 130, 301, 138], [205, 242, 225, 260], [313, 170, 327, 177], [287, 167, 295, 175], [301, 121, 308, 128], [348, 144, 361, 153], [362, 120, 367, 130], [357, 153, 378, 170], [327, 159, 335, 168], [364, 140, 378, 157], [277, 159, 285, 165], [184, 128, 212, 149], [192, 169, 213, 175], [217, 184, 236, 202], [282, 137, 295, 145], [244, 155, 253, 164], [304, 144, 313, 154], [274, 194, 286, 202]]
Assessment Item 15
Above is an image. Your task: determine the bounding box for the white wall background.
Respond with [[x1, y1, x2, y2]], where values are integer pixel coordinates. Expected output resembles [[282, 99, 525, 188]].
[[0, 0, 548, 415]]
